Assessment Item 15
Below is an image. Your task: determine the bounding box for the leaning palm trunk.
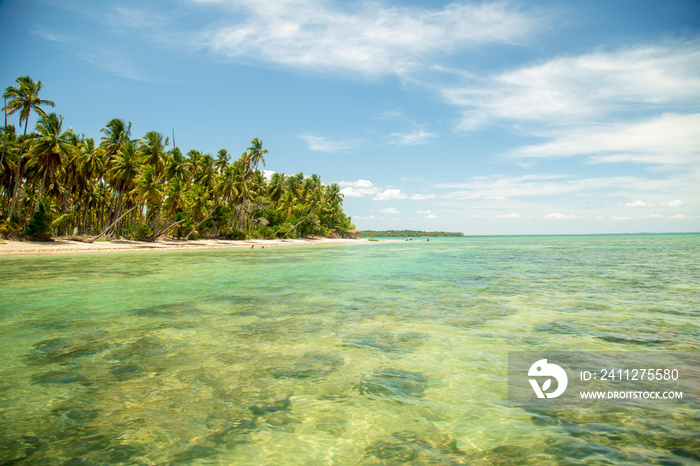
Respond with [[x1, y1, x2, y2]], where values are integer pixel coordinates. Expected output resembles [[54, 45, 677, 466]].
[[185, 203, 219, 240], [270, 211, 293, 239], [86, 205, 137, 242], [149, 218, 188, 240], [283, 210, 315, 238]]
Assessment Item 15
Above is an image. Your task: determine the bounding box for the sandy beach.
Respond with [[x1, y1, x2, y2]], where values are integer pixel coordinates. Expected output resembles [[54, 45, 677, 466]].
[[0, 237, 367, 256]]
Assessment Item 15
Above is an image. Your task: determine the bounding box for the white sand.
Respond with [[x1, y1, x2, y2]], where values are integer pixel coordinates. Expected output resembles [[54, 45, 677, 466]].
[[0, 237, 367, 256]]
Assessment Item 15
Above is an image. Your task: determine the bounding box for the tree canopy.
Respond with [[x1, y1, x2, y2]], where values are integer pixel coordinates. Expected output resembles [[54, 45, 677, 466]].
[[0, 76, 354, 241]]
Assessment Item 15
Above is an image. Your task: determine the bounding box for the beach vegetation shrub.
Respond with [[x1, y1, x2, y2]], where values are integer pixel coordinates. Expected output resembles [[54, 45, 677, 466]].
[[124, 223, 153, 240], [25, 198, 52, 241], [249, 226, 275, 239], [226, 228, 247, 240]]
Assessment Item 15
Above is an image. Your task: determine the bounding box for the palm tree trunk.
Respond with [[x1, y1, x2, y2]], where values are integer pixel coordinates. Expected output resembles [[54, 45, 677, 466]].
[[7, 124, 29, 219], [0, 96, 7, 171], [87, 205, 137, 242], [185, 203, 219, 240], [34, 171, 47, 213], [150, 217, 187, 240]]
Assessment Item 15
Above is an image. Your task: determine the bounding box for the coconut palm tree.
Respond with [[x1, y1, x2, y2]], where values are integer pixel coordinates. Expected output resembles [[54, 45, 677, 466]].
[[3, 76, 55, 219], [163, 177, 185, 217], [197, 154, 216, 190], [286, 185, 322, 237], [28, 113, 77, 213], [100, 119, 132, 153], [187, 150, 204, 180], [215, 149, 229, 174], [247, 137, 267, 171], [165, 147, 192, 184], [0, 125, 17, 211], [267, 172, 286, 205], [107, 140, 140, 232], [140, 130, 168, 175], [131, 164, 163, 230], [187, 183, 210, 224]]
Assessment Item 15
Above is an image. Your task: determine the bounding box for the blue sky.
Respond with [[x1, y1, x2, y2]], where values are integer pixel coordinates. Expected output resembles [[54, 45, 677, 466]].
[[2, 0, 699, 235]]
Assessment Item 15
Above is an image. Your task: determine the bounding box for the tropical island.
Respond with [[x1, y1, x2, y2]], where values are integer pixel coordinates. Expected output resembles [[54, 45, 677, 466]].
[[0, 76, 356, 243], [359, 230, 464, 238]]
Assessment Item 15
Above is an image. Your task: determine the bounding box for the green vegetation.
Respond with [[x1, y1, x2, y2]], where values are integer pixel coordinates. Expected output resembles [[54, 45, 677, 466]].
[[359, 230, 464, 238], [0, 76, 354, 240]]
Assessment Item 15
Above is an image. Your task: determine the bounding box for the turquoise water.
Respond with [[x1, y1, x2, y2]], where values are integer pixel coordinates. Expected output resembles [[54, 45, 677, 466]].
[[1, 234, 699, 464]]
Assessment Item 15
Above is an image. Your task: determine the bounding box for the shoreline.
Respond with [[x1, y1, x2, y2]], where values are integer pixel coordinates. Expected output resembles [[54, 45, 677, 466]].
[[0, 237, 368, 256]]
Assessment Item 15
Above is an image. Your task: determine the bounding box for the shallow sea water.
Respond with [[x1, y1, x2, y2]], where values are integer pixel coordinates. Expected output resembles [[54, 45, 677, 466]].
[[1, 234, 699, 465]]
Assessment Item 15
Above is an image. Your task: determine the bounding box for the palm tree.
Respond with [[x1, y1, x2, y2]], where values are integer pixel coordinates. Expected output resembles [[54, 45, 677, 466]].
[[0, 124, 17, 211], [131, 164, 163, 231], [267, 172, 286, 205], [197, 154, 216, 190], [246, 138, 267, 171], [286, 186, 322, 237], [163, 177, 185, 217], [107, 140, 140, 233], [187, 183, 210, 224], [270, 190, 297, 237], [28, 113, 77, 213], [100, 118, 132, 159], [215, 149, 230, 174], [165, 147, 192, 184], [140, 130, 168, 175], [216, 164, 239, 209], [187, 150, 204, 180], [3, 76, 55, 219]]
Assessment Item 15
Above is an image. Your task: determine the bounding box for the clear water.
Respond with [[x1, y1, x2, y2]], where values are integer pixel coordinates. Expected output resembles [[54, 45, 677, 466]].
[[1, 235, 698, 465]]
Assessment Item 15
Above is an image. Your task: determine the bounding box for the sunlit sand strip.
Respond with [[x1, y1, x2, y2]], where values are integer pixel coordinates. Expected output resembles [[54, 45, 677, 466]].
[[0, 237, 369, 256]]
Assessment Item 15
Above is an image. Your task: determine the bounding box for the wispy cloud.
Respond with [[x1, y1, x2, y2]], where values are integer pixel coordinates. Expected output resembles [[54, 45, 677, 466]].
[[506, 113, 700, 165], [32, 27, 148, 81], [388, 127, 436, 146], [438, 173, 693, 203], [298, 134, 361, 152], [192, 0, 538, 77], [443, 42, 700, 130]]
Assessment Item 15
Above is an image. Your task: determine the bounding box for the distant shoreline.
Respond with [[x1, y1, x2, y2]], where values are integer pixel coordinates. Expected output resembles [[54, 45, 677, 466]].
[[0, 237, 368, 256]]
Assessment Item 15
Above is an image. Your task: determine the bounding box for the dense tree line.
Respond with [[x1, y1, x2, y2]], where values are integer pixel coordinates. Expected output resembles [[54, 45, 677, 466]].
[[0, 76, 355, 240], [359, 230, 464, 238]]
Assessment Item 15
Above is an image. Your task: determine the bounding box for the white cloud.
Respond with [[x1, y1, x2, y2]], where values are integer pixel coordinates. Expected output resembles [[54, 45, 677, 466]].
[[339, 179, 379, 198], [506, 113, 700, 166], [668, 200, 683, 207], [426, 214, 438, 219], [374, 189, 407, 201], [298, 134, 359, 152], [199, 0, 538, 77], [444, 42, 700, 130], [416, 210, 432, 215], [410, 193, 436, 200], [388, 128, 436, 146], [625, 200, 647, 207], [381, 207, 399, 214], [495, 213, 521, 219], [544, 213, 578, 220]]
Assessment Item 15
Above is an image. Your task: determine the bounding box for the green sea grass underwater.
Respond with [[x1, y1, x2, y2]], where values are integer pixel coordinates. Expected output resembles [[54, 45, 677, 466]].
[[1, 234, 699, 464]]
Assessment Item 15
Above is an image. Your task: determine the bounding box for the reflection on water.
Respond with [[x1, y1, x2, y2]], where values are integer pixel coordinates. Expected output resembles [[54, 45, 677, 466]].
[[1, 235, 699, 464]]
